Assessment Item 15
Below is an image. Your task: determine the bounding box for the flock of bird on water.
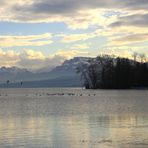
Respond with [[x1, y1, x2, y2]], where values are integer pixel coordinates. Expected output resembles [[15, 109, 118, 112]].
[[0, 93, 96, 97], [4, 80, 96, 97]]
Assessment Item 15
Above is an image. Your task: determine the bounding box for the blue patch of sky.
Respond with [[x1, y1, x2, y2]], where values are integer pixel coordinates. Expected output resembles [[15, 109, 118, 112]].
[[103, 11, 122, 18], [0, 21, 101, 35], [66, 25, 103, 34], [88, 37, 107, 54], [0, 22, 68, 35]]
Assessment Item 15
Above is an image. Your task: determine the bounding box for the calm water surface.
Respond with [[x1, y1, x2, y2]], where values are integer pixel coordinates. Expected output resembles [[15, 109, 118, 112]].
[[0, 88, 147, 148]]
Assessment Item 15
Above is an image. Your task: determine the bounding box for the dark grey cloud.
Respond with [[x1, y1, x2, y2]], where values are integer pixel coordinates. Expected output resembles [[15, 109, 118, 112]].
[[12, 0, 148, 15], [0, 0, 5, 4], [110, 14, 148, 28], [116, 33, 148, 42], [123, 0, 148, 10], [14, 0, 79, 15], [110, 33, 148, 45]]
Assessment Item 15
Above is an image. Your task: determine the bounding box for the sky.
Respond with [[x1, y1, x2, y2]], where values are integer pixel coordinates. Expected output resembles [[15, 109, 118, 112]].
[[0, 0, 148, 71]]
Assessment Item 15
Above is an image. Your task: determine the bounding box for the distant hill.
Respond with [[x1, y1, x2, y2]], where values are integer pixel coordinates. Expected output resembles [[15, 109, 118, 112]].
[[0, 57, 91, 87]]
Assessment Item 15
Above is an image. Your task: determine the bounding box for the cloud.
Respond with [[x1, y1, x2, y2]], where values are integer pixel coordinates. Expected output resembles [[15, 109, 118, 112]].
[[0, 49, 65, 71], [0, 0, 147, 29], [61, 32, 96, 43], [100, 47, 148, 61], [110, 13, 148, 28], [0, 33, 52, 47], [18, 50, 65, 71], [100, 48, 133, 59], [109, 33, 148, 46], [56, 49, 89, 59], [96, 26, 148, 37], [0, 49, 20, 67], [70, 44, 90, 50], [0, 48, 89, 71], [94, 24, 148, 46], [19, 49, 45, 60], [12, 0, 148, 15]]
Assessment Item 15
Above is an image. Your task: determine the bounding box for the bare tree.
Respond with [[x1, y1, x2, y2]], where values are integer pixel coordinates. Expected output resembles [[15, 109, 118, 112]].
[[133, 52, 138, 62], [139, 53, 146, 63]]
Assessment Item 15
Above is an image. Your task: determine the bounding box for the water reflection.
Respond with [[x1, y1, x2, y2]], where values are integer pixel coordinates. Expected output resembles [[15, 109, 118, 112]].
[[0, 88, 147, 147], [0, 115, 148, 148]]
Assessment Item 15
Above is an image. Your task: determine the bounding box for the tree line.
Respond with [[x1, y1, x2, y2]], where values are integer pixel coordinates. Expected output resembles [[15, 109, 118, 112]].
[[77, 54, 148, 89]]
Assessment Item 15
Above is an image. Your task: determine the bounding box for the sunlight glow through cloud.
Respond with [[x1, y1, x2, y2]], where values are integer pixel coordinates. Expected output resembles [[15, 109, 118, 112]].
[[0, 0, 147, 69]]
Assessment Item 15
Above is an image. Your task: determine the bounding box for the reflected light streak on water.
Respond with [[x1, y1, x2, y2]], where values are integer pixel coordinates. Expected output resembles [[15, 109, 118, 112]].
[[0, 88, 147, 148]]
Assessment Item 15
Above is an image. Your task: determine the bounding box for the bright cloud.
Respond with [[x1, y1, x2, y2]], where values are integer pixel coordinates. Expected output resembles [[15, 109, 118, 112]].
[[0, 49, 20, 67], [0, 33, 52, 47], [18, 50, 65, 71], [61, 33, 96, 43], [109, 33, 148, 46], [56, 49, 89, 59], [0, 49, 65, 71], [70, 44, 90, 50]]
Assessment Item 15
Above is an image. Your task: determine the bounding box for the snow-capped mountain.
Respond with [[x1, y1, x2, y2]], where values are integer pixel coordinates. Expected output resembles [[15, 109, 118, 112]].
[[49, 57, 91, 77], [0, 66, 30, 74], [0, 57, 91, 86]]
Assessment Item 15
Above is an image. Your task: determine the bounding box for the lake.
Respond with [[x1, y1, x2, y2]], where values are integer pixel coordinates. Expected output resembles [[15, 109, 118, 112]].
[[0, 88, 147, 148]]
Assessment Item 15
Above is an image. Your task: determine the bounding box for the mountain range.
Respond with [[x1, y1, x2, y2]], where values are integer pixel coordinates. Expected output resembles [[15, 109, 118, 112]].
[[0, 57, 90, 88]]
